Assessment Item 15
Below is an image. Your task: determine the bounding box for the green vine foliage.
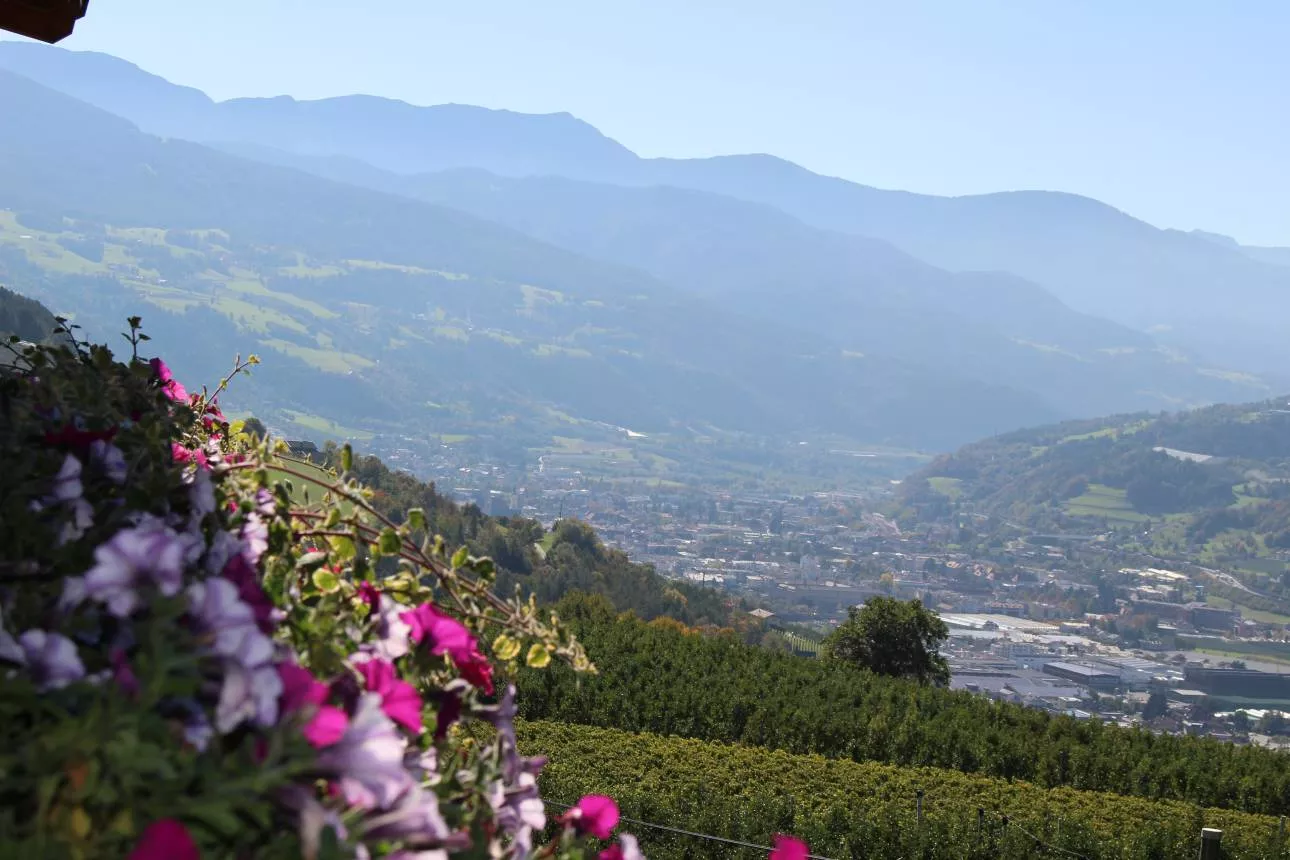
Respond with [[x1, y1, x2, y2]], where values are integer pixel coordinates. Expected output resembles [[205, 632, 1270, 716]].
[[518, 596, 1290, 816], [0, 322, 629, 860], [521, 720, 1290, 860]]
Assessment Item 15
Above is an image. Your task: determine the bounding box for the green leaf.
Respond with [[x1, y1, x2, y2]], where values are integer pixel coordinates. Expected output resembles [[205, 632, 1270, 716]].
[[340, 443, 353, 473], [407, 507, 427, 532], [526, 644, 552, 668], [312, 569, 341, 593], [493, 634, 522, 662], [296, 551, 328, 571], [378, 527, 401, 555], [451, 546, 469, 569]]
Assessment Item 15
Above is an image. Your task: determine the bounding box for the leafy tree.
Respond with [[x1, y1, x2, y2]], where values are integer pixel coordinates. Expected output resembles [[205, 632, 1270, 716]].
[[1142, 692, 1169, 720], [823, 597, 949, 685], [242, 415, 267, 439]]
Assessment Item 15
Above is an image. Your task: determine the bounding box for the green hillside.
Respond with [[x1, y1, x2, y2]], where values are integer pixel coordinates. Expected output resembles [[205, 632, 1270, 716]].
[[899, 397, 1290, 552], [0, 284, 64, 344], [0, 66, 1062, 463]]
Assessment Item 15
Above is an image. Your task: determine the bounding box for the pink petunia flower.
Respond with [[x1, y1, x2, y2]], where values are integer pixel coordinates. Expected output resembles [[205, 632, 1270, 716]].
[[769, 835, 809, 860], [128, 818, 199, 860], [149, 358, 189, 403], [356, 581, 381, 611], [171, 443, 209, 469], [353, 656, 422, 734], [568, 795, 619, 841], [278, 662, 349, 748], [401, 602, 494, 694]]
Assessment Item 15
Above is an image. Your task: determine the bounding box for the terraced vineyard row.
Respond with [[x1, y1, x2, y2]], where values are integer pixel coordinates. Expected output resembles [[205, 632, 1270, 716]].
[[520, 720, 1290, 860]]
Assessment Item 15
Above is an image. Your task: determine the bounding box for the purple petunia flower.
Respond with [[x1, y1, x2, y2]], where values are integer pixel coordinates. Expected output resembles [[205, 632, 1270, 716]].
[[279, 784, 349, 860], [373, 595, 413, 661], [2, 628, 87, 690], [58, 498, 95, 547], [90, 439, 128, 484], [188, 577, 282, 732], [50, 454, 83, 502], [183, 711, 214, 751], [186, 466, 216, 521], [241, 512, 269, 565], [316, 693, 413, 810], [71, 520, 203, 617], [359, 784, 451, 844]]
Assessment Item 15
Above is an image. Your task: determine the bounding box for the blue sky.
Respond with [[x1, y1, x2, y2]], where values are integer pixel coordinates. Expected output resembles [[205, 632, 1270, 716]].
[[22, 0, 1290, 244]]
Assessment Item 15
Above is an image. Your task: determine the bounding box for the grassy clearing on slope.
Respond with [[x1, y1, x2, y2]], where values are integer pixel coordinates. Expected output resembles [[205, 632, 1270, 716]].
[[1064, 483, 1149, 522], [222, 277, 339, 319], [927, 476, 963, 500], [260, 339, 374, 373], [1059, 419, 1152, 445], [282, 410, 375, 442]]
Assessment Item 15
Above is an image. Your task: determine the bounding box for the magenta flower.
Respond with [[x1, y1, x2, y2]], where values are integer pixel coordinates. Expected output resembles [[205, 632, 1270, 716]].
[[354, 656, 422, 734], [600, 834, 645, 860], [357, 581, 380, 611], [172, 443, 209, 469], [769, 835, 809, 860], [278, 662, 350, 748], [128, 818, 199, 860], [150, 357, 189, 403], [569, 795, 619, 841], [401, 602, 494, 694], [315, 693, 412, 809], [279, 661, 328, 712], [70, 520, 201, 616]]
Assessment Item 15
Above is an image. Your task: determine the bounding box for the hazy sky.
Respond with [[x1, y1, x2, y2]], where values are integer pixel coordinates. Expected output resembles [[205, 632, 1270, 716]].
[[23, 1, 1289, 244]]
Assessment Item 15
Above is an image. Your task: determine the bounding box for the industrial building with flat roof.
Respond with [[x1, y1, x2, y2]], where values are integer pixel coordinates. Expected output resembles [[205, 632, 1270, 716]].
[[1043, 661, 1120, 689]]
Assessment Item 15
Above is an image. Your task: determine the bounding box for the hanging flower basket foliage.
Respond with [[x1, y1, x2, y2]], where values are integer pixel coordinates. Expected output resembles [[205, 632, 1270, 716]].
[[0, 317, 642, 860]]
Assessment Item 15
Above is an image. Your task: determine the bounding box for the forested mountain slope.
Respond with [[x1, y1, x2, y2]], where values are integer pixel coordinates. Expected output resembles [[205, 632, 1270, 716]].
[[6, 42, 1288, 377], [0, 284, 63, 344], [0, 68, 1054, 451], [898, 396, 1290, 558], [199, 148, 1266, 419]]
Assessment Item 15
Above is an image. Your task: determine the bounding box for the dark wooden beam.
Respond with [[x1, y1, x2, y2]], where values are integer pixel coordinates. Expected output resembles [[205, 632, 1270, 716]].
[[0, 0, 89, 44]]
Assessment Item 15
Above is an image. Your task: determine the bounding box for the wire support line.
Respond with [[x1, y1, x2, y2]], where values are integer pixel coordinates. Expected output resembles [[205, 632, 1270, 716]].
[[1009, 820, 1089, 860], [541, 799, 843, 860]]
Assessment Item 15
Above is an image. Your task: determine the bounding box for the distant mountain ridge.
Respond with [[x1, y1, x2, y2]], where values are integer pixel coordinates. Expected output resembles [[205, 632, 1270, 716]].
[[2, 42, 1286, 380], [0, 66, 1068, 454]]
